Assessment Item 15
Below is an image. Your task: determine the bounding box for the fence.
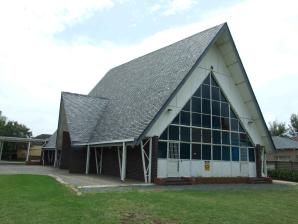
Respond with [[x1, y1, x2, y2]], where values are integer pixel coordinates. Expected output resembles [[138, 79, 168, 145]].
[[267, 161, 298, 172]]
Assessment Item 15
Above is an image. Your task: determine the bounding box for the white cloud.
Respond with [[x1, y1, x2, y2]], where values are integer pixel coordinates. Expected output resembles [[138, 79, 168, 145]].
[[162, 0, 196, 16], [149, 4, 161, 14], [0, 0, 297, 135]]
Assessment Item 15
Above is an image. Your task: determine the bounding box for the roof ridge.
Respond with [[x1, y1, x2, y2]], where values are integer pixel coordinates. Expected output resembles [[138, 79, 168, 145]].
[[62, 91, 109, 101], [89, 23, 226, 95]]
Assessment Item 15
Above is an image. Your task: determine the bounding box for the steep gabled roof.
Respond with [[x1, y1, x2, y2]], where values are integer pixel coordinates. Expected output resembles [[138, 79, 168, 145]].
[[43, 131, 57, 149], [88, 23, 225, 143], [61, 92, 108, 144], [272, 136, 298, 150]]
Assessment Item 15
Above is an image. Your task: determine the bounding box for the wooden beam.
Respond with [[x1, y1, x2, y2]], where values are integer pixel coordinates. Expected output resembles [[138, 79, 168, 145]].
[[140, 140, 147, 183], [99, 148, 103, 175], [117, 147, 122, 177]]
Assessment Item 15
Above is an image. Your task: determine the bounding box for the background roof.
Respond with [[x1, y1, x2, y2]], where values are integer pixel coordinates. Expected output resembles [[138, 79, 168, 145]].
[[272, 136, 298, 150]]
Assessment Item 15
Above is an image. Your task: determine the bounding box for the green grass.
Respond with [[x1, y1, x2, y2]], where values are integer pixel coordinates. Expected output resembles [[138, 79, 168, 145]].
[[0, 175, 298, 224]]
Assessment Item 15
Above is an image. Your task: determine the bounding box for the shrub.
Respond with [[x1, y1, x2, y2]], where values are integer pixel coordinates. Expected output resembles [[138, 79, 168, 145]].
[[268, 169, 298, 182]]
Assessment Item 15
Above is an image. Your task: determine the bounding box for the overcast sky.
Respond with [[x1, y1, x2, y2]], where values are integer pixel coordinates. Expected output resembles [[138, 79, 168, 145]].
[[0, 0, 297, 136]]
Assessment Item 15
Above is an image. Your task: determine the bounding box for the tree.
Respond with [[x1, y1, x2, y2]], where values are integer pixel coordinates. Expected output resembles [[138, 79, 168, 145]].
[[0, 113, 32, 160], [289, 114, 298, 136], [268, 120, 288, 136]]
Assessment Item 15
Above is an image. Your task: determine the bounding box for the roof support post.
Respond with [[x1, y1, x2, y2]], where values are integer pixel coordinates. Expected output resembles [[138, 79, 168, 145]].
[[26, 141, 31, 162], [140, 138, 153, 183], [94, 148, 99, 175], [85, 145, 90, 175], [42, 149, 45, 166], [121, 142, 127, 182], [54, 148, 58, 167], [148, 138, 152, 183], [117, 147, 122, 177], [140, 140, 147, 183], [0, 141, 3, 161], [100, 148, 103, 175]]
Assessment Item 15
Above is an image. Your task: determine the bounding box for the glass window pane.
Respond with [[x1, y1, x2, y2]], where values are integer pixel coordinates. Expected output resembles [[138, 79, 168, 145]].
[[211, 75, 218, 87], [230, 108, 237, 119], [212, 116, 220, 129], [231, 132, 239, 146], [192, 128, 201, 142], [222, 131, 230, 145], [249, 148, 255, 162], [202, 145, 211, 160], [212, 130, 221, 144], [221, 102, 229, 117], [172, 114, 179, 125], [240, 148, 248, 161], [202, 114, 211, 128], [203, 74, 210, 85], [181, 111, 190, 126], [194, 86, 201, 97], [181, 127, 190, 142], [240, 133, 248, 146], [212, 87, 220, 101], [192, 97, 201, 113], [221, 117, 230, 130], [231, 119, 238, 131], [222, 146, 230, 161], [202, 129, 211, 143], [192, 144, 201, 160], [212, 101, 220, 116], [182, 100, 190, 111], [192, 113, 201, 127], [239, 122, 245, 133], [160, 128, 167, 140], [158, 142, 167, 158], [202, 85, 210, 99], [202, 99, 210, 114], [220, 91, 227, 102], [213, 146, 221, 160], [232, 147, 239, 161], [180, 143, 190, 159], [169, 125, 179, 140]]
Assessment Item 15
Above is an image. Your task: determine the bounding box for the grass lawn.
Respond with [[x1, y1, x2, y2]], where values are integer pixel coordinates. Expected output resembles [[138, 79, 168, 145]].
[[0, 175, 298, 224]]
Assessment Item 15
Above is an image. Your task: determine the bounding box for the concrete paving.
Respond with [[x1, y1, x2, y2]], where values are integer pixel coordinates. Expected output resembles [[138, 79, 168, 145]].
[[0, 164, 143, 187]]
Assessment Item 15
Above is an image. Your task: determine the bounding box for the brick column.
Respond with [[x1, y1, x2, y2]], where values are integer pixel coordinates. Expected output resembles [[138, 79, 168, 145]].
[[151, 136, 159, 182], [255, 144, 262, 178]]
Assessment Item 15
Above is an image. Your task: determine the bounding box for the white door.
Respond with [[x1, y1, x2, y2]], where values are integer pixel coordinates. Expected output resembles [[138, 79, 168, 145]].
[[240, 148, 249, 176], [167, 142, 180, 177]]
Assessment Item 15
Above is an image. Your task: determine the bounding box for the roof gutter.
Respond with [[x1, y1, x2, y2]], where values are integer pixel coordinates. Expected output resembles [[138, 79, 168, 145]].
[[72, 138, 135, 147]]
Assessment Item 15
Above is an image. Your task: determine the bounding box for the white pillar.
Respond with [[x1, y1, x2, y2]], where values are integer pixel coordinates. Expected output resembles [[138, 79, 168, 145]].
[[121, 142, 127, 182], [140, 141, 147, 183], [54, 148, 58, 167], [95, 148, 99, 175], [26, 141, 31, 162], [100, 148, 103, 175], [85, 145, 90, 174], [117, 147, 122, 177], [0, 141, 3, 161], [148, 138, 152, 183]]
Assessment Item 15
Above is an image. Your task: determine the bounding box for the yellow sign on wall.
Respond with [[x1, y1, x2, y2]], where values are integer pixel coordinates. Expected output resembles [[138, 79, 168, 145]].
[[204, 161, 210, 171]]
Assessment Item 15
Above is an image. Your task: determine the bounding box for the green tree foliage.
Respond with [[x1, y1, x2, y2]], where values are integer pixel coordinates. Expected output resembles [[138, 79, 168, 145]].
[[0, 113, 32, 160], [289, 114, 298, 136], [268, 120, 288, 136]]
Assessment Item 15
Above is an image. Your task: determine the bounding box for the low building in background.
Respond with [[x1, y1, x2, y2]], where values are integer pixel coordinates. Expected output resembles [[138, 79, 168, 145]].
[[268, 136, 298, 162]]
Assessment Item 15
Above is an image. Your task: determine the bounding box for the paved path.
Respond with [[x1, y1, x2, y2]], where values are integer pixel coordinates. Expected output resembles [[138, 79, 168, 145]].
[[0, 164, 142, 187]]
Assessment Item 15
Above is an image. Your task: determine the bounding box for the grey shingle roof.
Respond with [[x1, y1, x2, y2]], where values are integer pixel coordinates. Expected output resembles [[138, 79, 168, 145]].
[[43, 131, 57, 149], [62, 92, 109, 144], [272, 136, 298, 150], [88, 23, 225, 143]]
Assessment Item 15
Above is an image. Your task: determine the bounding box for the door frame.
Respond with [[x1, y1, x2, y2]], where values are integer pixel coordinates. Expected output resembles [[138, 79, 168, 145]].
[[167, 141, 180, 177]]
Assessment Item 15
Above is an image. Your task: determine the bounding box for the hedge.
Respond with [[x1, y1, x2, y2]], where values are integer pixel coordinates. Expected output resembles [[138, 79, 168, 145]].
[[268, 169, 298, 182]]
